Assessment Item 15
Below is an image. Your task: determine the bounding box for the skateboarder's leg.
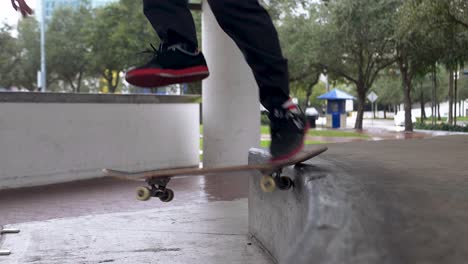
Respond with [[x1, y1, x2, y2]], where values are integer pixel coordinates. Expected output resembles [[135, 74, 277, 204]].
[[206, 0, 308, 161], [142, 0, 197, 48], [206, 0, 289, 111], [125, 0, 209, 87]]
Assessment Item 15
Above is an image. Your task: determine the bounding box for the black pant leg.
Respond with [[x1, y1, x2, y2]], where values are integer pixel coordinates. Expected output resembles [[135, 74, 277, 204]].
[[143, 0, 198, 47], [206, 0, 290, 111]]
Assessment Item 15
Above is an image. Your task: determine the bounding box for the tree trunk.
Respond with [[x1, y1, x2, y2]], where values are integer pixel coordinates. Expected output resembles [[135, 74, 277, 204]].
[[303, 83, 314, 110], [448, 69, 454, 125], [110, 76, 119, 93], [354, 86, 366, 129], [398, 58, 413, 132], [76, 71, 83, 93], [420, 88, 426, 122], [460, 100, 462, 119], [438, 103, 441, 121], [454, 69, 458, 125], [432, 65, 437, 125], [403, 79, 413, 131]]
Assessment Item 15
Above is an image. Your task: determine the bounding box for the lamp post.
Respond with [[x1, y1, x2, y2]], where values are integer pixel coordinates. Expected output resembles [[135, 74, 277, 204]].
[[40, 0, 46, 92]]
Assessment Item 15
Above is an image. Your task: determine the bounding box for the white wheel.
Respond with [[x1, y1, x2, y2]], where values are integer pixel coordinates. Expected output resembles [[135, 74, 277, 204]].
[[260, 175, 276, 193], [136, 186, 151, 201]]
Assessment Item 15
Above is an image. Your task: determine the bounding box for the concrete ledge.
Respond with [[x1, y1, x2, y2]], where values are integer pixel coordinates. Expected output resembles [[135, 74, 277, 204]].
[[0, 96, 200, 189], [248, 136, 468, 264], [0, 92, 199, 104], [248, 148, 372, 264]]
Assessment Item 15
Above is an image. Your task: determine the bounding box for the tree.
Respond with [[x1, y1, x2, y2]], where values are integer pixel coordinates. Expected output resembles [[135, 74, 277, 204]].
[[47, 6, 94, 92], [0, 23, 21, 89], [429, 0, 468, 30], [278, 8, 323, 110], [89, 0, 157, 93], [393, 0, 454, 131], [15, 18, 41, 90], [312, 0, 398, 129], [373, 69, 403, 117]]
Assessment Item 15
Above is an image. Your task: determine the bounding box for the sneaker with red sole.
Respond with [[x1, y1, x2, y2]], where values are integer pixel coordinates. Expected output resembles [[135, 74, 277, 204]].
[[125, 43, 209, 88], [269, 99, 309, 163]]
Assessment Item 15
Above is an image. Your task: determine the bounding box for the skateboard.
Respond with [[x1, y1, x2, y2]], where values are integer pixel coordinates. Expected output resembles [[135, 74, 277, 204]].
[[103, 146, 328, 202]]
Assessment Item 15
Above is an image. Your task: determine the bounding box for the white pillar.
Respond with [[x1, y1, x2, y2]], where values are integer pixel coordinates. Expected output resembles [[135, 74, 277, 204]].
[[201, 2, 260, 167]]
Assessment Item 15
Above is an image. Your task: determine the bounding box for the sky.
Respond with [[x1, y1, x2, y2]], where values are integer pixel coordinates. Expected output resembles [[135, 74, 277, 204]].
[[1, 0, 37, 27]]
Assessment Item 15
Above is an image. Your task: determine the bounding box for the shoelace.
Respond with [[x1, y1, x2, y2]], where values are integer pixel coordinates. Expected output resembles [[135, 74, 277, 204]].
[[269, 109, 291, 133], [141, 42, 199, 57], [140, 43, 161, 57], [270, 108, 305, 135]]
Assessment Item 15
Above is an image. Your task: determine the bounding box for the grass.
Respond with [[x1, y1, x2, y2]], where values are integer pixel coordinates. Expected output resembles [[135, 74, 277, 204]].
[[420, 117, 468, 122], [260, 140, 326, 148], [261, 125, 369, 138], [203, 125, 368, 138], [199, 125, 369, 161]]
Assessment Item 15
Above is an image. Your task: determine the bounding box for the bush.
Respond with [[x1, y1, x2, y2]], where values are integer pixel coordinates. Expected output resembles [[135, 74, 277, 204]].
[[414, 123, 468, 132], [261, 112, 270, 126]]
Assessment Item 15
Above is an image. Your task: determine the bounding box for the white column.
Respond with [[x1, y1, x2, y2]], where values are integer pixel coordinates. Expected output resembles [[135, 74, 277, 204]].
[[201, 2, 260, 167]]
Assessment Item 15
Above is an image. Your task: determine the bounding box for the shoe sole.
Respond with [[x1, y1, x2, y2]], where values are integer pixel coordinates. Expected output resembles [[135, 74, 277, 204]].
[[126, 66, 210, 87]]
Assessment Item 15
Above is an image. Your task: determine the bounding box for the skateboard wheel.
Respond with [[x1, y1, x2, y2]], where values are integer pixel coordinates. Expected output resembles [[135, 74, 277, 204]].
[[136, 186, 152, 201], [159, 189, 174, 202], [260, 175, 276, 193], [277, 176, 293, 190]]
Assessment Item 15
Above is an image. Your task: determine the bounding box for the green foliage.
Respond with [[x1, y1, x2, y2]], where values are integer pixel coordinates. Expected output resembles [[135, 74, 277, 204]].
[[261, 113, 270, 126], [414, 122, 468, 132], [47, 6, 94, 92], [88, 0, 158, 93], [15, 18, 41, 90], [459, 75, 468, 100], [373, 71, 403, 106], [0, 24, 21, 89]]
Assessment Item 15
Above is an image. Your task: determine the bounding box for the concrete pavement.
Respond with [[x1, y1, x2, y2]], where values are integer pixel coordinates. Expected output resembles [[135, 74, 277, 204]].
[[0, 199, 272, 264]]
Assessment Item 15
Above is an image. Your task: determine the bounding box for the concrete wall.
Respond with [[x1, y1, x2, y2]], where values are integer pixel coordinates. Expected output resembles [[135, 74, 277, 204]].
[[0, 93, 200, 189]]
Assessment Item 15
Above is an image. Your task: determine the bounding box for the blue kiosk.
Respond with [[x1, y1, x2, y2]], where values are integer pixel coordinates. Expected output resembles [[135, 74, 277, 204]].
[[318, 89, 355, 129]]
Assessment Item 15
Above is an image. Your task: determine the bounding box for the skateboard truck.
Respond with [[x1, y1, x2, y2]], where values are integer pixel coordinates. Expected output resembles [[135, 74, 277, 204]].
[[260, 168, 294, 193], [136, 177, 174, 202]]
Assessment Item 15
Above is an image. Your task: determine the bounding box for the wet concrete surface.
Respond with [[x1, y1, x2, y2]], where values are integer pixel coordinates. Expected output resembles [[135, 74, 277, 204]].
[[1, 199, 273, 264], [0, 173, 249, 226]]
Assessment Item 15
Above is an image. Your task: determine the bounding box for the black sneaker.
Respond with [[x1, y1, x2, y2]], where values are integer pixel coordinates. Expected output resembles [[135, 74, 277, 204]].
[[125, 43, 210, 87], [269, 100, 309, 163]]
